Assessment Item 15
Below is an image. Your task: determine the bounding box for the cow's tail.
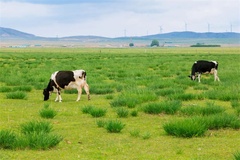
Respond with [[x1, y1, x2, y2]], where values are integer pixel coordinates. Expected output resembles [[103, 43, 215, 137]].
[[215, 62, 218, 70], [83, 71, 87, 80]]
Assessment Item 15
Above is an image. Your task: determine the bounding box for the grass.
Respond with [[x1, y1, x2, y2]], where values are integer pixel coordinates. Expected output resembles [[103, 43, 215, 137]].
[[0, 47, 239, 159], [0, 121, 62, 150], [39, 107, 57, 119], [234, 151, 240, 160], [180, 102, 225, 116], [163, 118, 207, 138], [82, 105, 107, 117], [105, 120, 125, 133], [203, 113, 240, 130], [116, 107, 129, 118], [143, 100, 181, 115], [0, 130, 17, 149], [20, 121, 53, 135], [6, 91, 27, 99]]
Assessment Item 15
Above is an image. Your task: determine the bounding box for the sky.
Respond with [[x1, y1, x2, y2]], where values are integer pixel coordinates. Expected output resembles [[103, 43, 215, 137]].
[[0, 0, 239, 38]]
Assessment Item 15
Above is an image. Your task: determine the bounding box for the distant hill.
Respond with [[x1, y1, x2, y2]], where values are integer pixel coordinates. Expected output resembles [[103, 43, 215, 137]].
[[61, 35, 110, 41], [141, 31, 240, 39], [0, 27, 37, 39], [1, 27, 240, 41]]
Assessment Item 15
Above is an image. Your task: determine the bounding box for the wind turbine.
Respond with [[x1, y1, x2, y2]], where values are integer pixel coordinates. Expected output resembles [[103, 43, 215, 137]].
[[159, 26, 163, 34], [185, 22, 188, 31], [207, 23, 210, 32]]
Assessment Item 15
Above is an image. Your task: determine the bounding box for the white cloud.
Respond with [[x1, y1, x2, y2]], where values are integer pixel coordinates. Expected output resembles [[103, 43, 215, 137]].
[[0, 0, 239, 37], [0, 1, 53, 18]]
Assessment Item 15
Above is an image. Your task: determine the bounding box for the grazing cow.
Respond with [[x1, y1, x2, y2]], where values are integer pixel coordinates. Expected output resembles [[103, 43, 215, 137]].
[[43, 70, 90, 102], [188, 60, 220, 82]]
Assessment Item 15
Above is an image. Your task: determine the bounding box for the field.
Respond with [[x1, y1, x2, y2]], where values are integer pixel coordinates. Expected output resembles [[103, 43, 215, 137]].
[[0, 47, 239, 160]]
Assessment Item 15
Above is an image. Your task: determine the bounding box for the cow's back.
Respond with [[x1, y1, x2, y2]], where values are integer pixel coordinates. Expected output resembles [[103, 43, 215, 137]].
[[54, 71, 75, 88], [194, 60, 216, 73]]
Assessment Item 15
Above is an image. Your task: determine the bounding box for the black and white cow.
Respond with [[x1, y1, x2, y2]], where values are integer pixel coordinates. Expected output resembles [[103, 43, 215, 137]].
[[189, 60, 220, 82], [43, 70, 90, 102]]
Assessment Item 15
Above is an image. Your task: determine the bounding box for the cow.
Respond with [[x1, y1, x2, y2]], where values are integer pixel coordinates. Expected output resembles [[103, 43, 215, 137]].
[[188, 60, 220, 82], [43, 70, 90, 102]]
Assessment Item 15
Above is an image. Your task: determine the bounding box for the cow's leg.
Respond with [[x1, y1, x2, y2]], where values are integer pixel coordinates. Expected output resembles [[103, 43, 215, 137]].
[[76, 87, 82, 101], [197, 73, 201, 82], [214, 69, 220, 81], [55, 92, 59, 102], [58, 91, 62, 102], [84, 83, 90, 100], [55, 89, 62, 102]]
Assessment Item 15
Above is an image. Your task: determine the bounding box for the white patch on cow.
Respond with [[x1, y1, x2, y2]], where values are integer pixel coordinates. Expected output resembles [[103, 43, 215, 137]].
[[73, 70, 85, 80], [51, 71, 59, 88], [211, 61, 217, 65]]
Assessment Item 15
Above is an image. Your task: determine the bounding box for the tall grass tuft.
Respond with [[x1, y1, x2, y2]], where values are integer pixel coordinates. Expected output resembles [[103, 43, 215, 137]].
[[105, 120, 125, 133], [20, 121, 53, 135], [163, 118, 207, 138], [0, 86, 12, 92], [14, 86, 32, 92], [82, 105, 94, 114], [39, 104, 57, 119], [0, 121, 62, 150], [180, 103, 225, 116], [6, 91, 27, 99], [142, 132, 151, 140], [116, 108, 129, 118], [96, 119, 106, 128], [0, 130, 17, 149], [110, 88, 157, 108], [82, 105, 107, 117], [20, 120, 62, 150], [27, 132, 63, 150], [89, 108, 107, 118], [143, 100, 181, 115], [203, 114, 240, 130], [130, 110, 138, 117], [234, 151, 240, 160]]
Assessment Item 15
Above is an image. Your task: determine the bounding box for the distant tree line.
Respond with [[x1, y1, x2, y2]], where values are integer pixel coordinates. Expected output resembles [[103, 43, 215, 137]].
[[190, 43, 221, 47]]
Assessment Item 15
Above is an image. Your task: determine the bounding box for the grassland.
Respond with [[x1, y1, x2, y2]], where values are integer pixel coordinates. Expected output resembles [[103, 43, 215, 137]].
[[0, 47, 239, 160]]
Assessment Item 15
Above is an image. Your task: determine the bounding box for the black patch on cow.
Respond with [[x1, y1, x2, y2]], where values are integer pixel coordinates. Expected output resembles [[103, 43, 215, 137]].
[[43, 79, 55, 101], [55, 71, 75, 89], [191, 60, 217, 75]]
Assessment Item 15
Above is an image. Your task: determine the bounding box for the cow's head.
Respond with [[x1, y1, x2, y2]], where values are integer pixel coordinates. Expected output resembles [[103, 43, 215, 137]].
[[188, 75, 196, 81], [43, 89, 50, 101]]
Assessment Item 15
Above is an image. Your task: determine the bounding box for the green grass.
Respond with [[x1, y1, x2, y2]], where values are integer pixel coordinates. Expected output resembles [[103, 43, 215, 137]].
[[6, 91, 27, 99], [0, 121, 62, 150], [82, 105, 107, 117], [0, 47, 239, 159], [163, 118, 207, 138], [180, 102, 225, 116], [39, 107, 57, 119], [116, 107, 129, 118], [105, 119, 125, 133], [143, 100, 181, 115], [20, 121, 53, 135], [234, 151, 240, 160], [0, 130, 17, 149]]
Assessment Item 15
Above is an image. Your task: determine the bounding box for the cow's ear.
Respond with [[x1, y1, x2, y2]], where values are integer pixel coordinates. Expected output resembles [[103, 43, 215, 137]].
[[188, 75, 191, 78]]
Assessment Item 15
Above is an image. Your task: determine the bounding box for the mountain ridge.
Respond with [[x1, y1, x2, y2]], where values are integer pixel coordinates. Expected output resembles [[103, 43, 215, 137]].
[[1, 27, 240, 40]]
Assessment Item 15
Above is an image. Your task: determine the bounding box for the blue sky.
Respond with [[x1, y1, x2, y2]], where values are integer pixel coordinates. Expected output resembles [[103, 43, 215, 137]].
[[0, 0, 239, 37]]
